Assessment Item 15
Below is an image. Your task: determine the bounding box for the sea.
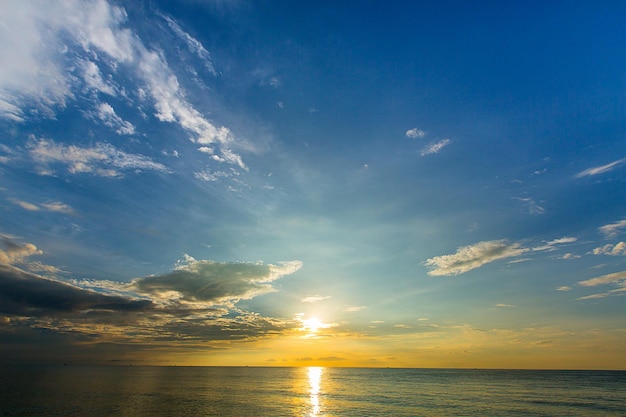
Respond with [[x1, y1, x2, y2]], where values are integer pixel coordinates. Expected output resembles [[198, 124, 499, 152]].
[[1, 366, 624, 416]]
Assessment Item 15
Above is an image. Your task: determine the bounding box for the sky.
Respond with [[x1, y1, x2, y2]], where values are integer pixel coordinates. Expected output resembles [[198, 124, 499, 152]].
[[0, 0, 625, 369]]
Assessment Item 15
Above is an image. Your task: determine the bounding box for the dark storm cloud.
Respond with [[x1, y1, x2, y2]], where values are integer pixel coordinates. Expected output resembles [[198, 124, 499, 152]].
[[0, 265, 153, 317]]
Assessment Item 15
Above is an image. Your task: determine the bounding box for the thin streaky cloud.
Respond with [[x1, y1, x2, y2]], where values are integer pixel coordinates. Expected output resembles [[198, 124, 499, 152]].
[[575, 158, 626, 178], [9, 198, 39, 211], [577, 270, 626, 287], [301, 295, 331, 303], [424, 240, 527, 276], [28, 138, 170, 177], [160, 13, 216, 74], [420, 139, 451, 156], [599, 219, 626, 238]]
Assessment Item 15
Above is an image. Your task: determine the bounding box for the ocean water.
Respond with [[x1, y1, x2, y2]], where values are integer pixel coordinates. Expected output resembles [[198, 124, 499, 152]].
[[1, 366, 624, 416]]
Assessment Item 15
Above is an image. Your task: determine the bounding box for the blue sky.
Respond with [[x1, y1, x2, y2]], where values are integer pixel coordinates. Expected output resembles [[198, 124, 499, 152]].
[[0, 0, 625, 368]]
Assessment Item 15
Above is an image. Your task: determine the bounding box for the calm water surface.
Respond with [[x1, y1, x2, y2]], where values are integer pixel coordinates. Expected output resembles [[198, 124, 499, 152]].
[[1, 366, 624, 416]]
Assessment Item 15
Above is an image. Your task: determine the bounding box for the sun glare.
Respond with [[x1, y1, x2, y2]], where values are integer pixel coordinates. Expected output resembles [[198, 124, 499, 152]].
[[302, 317, 323, 333]]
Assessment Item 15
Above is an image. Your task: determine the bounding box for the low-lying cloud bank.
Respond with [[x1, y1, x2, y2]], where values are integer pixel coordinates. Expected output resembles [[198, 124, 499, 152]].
[[0, 237, 302, 351]]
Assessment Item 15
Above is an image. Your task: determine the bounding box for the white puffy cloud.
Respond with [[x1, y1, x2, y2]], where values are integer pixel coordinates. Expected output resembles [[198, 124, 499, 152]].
[[0, 237, 42, 266], [420, 139, 451, 156], [599, 219, 626, 238], [592, 242, 626, 256], [405, 128, 426, 138], [425, 240, 527, 276]]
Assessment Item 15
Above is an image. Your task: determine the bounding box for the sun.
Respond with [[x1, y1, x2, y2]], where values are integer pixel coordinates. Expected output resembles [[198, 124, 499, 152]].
[[302, 317, 323, 333]]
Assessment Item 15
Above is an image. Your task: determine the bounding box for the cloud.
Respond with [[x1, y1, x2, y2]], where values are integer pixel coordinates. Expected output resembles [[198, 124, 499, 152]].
[[81, 60, 117, 96], [405, 128, 426, 138], [0, 2, 72, 120], [557, 286, 572, 291], [0, 265, 152, 317], [0, 237, 42, 266], [194, 169, 232, 182], [41, 201, 75, 215], [531, 236, 578, 252], [513, 197, 545, 215], [575, 158, 626, 178], [599, 219, 626, 238], [575, 270, 626, 301], [425, 237, 579, 276], [495, 303, 515, 308], [592, 242, 626, 256], [0, 245, 303, 344], [420, 139, 451, 156], [28, 138, 170, 177], [345, 305, 366, 312], [160, 13, 216, 74], [95, 102, 135, 135], [9, 198, 75, 214], [9, 198, 39, 211], [0, 0, 246, 171], [547, 237, 577, 245], [301, 295, 331, 303], [129, 258, 302, 307], [424, 240, 527, 276], [578, 271, 626, 287]]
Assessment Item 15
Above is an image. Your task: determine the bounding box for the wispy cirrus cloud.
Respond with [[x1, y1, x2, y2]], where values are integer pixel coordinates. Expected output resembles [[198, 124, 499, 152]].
[[575, 158, 626, 178], [0, 0, 247, 173], [160, 13, 216, 75], [424, 240, 527, 276], [576, 270, 626, 300], [598, 219, 626, 239], [28, 138, 170, 177], [420, 139, 451, 156], [301, 295, 331, 303], [513, 197, 545, 215], [9, 198, 75, 215], [424, 237, 576, 276]]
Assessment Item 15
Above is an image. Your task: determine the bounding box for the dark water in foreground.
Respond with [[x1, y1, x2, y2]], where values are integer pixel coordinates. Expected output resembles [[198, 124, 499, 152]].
[[1, 366, 624, 416]]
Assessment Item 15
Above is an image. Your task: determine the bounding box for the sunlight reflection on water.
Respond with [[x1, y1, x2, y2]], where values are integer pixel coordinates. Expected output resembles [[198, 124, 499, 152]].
[[307, 367, 322, 416]]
